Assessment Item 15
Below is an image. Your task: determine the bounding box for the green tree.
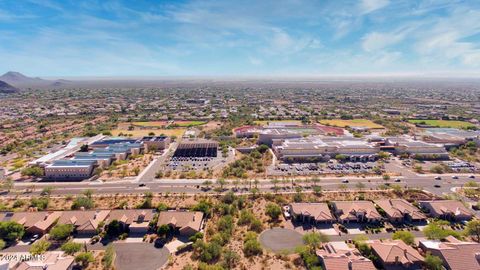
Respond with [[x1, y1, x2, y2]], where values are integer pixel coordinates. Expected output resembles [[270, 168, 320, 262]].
[[424, 252, 443, 270], [71, 196, 94, 210], [424, 220, 459, 240], [243, 232, 262, 257], [222, 248, 240, 269], [60, 241, 82, 255], [157, 224, 171, 237], [303, 232, 329, 252], [464, 220, 480, 242], [106, 220, 122, 237], [30, 197, 49, 210], [29, 239, 51, 255], [0, 221, 25, 242], [75, 252, 95, 268], [50, 224, 74, 241], [0, 239, 5, 250], [21, 166, 44, 177], [265, 203, 282, 221], [392, 231, 415, 245]]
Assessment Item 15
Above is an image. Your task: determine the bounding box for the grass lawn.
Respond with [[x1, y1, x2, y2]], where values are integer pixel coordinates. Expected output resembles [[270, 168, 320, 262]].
[[408, 119, 475, 128], [131, 121, 168, 127], [172, 120, 207, 127], [319, 119, 384, 129], [254, 120, 302, 125], [110, 128, 186, 137]]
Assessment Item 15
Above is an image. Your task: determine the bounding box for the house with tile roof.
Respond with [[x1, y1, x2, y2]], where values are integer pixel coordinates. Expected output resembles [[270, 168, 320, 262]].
[[3, 251, 74, 270], [12, 211, 63, 236], [317, 242, 376, 270], [369, 239, 424, 270], [107, 209, 155, 234], [289, 203, 335, 224], [331, 201, 383, 223], [375, 199, 426, 223], [419, 236, 480, 270], [0, 211, 63, 236], [157, 211, 204, 236], [57, 210, 110, 236], [419, 200, 473, 221]]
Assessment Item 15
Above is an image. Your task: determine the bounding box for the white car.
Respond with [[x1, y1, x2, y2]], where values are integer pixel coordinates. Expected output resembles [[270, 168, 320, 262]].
[[434, 176, 441, 180], [452, 175, 458, 179]]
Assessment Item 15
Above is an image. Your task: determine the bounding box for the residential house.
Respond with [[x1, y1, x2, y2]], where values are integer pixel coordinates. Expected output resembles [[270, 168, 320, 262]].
[[370, 239, 424, 270], [289, 203, 335, 224], [57, 210, 110, 236], [9, 211, 62, 235], [107, 209, 155, 234], [331, 201, 382, 223], [375, 199, 426, 223], [157, 211, 204, 236], [419, 236, 480, 270], [317, 242, 376, 270], [2, 252, 74, 270], [419, 200, 473, 221]]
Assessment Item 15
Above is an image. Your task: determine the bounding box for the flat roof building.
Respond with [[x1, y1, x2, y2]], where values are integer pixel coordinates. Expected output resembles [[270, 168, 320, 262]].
[[273, 136, 380, 163], [173, 139, 218, 158], [44, 160, 96, 181]]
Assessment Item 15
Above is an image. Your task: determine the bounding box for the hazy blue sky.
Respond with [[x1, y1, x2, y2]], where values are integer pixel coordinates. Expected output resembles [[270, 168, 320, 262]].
[[1, 0, 480, 77]]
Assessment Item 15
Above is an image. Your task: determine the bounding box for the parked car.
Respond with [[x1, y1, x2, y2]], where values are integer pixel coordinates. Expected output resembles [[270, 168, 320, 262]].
[[342, 179, 349, 183], [452, 175, 459, 179], [138, 183, 146, 187], [434, 176, 441, 180], [434, 184, 441, 188], [394, 178, 401, 182], [469, 175, 476, 179]]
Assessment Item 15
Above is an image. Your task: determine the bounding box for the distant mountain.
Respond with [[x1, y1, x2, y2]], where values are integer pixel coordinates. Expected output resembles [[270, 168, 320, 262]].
[[0, 71, 71, 88], [0, 71, 45, 84], [0, 80, 19, 93]]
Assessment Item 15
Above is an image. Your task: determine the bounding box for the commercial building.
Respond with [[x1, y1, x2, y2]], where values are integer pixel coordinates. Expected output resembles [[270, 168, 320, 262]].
[[234, 123, 344, 145], [419, 200, 473, 221], [29, 135, 105, 166], [157, 210, 204, 236], [385, 137, 449, 160], [369, 240, 424, 270], [43, 138, 146, 181], [141, 136, 170, 151], [44, 160, 96, 181], [419, 236, 480, 270], [173, 139, 218, 158], [331, 201, 382, 223], [375, 199, 426, 223], [418, 128, 480, 149], [273, 136, 380, 163], [289, 203, 335, 224]]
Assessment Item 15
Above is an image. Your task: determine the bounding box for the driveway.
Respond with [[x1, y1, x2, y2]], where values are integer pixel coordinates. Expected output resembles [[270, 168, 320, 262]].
[[259, 228, 303, 253], [114, 243, 169, 270]]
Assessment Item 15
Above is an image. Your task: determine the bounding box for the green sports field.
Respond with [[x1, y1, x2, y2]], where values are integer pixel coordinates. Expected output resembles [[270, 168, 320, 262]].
[[408, 119, 475, 128]]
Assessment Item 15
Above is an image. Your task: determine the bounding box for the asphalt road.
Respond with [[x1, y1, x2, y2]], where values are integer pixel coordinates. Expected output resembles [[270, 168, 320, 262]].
[[4, 173, 478, 198]]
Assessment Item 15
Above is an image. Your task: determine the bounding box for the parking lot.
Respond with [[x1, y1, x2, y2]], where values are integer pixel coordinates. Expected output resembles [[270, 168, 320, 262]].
[[269, 161, 382, 176]]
